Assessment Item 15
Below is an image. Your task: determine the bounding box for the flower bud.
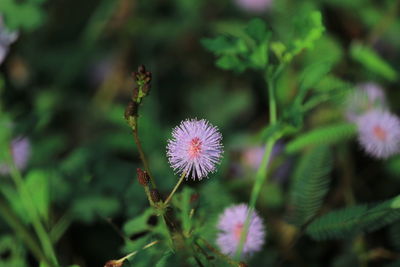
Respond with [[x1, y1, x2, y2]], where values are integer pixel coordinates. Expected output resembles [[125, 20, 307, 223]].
[[190, 193, 199, 203], [138, 64, 146, 74], [137, 168, 149, 186], [104, 260, 123, 267], [150, 189, 162, 203], [124, 100, 138, 119], [142, 84, 151, 95]]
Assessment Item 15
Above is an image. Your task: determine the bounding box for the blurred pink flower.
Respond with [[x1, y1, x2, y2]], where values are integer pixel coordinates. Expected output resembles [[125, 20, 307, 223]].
[[346, 82, 387, 122], [167, 119, 223, 180], [239, 142, 291, 183], [356, 110, 400, 158], [242, 146, 264, 170], [242, 143, 283, 170], [235, 0, 273, 13], [216, 204, 265, 257], [0, 15, 18, 65], [0, 137, 31, 175]]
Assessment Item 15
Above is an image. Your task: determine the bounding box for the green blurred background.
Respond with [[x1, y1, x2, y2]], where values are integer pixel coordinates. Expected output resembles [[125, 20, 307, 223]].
[[1, 0, 400, 266]]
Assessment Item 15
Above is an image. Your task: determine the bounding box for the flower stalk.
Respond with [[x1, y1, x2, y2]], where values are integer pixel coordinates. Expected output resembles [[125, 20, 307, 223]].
[[235, 65, 283, 260], [164, 171, 186, 206]]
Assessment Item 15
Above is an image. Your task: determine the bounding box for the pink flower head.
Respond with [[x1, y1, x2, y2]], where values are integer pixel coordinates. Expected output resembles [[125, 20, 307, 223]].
[[235, 0, 273, 13], [167, 119, 223, 180], [0, 137, 31, 175], [345, 82, 387, 122], [356, 110, 400, 158], [216, 204, 265, 257]]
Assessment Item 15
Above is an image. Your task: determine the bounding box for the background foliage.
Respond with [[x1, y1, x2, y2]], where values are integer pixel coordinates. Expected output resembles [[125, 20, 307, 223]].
[[1, 0, 400, 266]]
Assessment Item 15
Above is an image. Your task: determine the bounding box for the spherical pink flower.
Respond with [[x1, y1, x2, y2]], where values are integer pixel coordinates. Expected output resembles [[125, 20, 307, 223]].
[[216, 204, 265, 257], [0, 137, 31, 175], [346, 82, 387, 122], [235, 0, 273, 13], [356, 110, 400, 158], [167, 119, 223, 180]]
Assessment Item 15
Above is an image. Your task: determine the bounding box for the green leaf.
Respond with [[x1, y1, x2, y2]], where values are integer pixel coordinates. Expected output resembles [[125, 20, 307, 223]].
[[249, 42, 268, 68], [245, 18, 270, 43], [71, 195, 119, 223], [0, 0, 45, 30], [288, 146, 332, 226], [299, 61, 333, 91], [155, 251, 174, 267], [25, 170, 50, 222], [172, 187, 194, 235], [202, 18, 271, 72], [286, 123, 357, 153], [0, 185, 28, 224], [313, 75, 352, 92], [350, 42, 397, 81], [284, 11, 325, 62], [201, 36, 247, 55], [123, 208, 155, 236], [0, 235, 27, 266], [216, 55, 245, 72], [306, 194, 400, 240]]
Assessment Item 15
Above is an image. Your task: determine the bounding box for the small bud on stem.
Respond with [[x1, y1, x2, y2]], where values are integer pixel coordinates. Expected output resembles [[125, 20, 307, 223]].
[[104, 260, 123, 267], [124, 101, 138, 120], [150, 189, 162, 203], [137, 168, 149, 186]]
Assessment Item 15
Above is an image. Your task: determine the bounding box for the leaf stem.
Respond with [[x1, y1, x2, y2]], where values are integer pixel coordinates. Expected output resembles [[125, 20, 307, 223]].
[[164, 172, 186, 206]]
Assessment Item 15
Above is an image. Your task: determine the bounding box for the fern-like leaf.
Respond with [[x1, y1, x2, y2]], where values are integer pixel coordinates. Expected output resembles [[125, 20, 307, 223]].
[[288, 145, 332, 226], [307, 195, 400, 240], [286, 123, 356, 154]]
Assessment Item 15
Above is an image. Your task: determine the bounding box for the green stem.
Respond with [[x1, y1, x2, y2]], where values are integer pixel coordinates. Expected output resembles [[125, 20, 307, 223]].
[[164, 172, 186, 206], [0, 198, 51, 266], [235, 136, 278, 259], [235, 69, 282, 259], [143, 186, 155, 207], [4, 151, 58, 266], [267, 73, 277, 124]]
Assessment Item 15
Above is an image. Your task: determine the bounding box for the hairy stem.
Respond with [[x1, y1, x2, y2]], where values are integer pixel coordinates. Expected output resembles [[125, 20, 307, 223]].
[[199, 238, 239, 266], [132, 117, 157, 188]]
